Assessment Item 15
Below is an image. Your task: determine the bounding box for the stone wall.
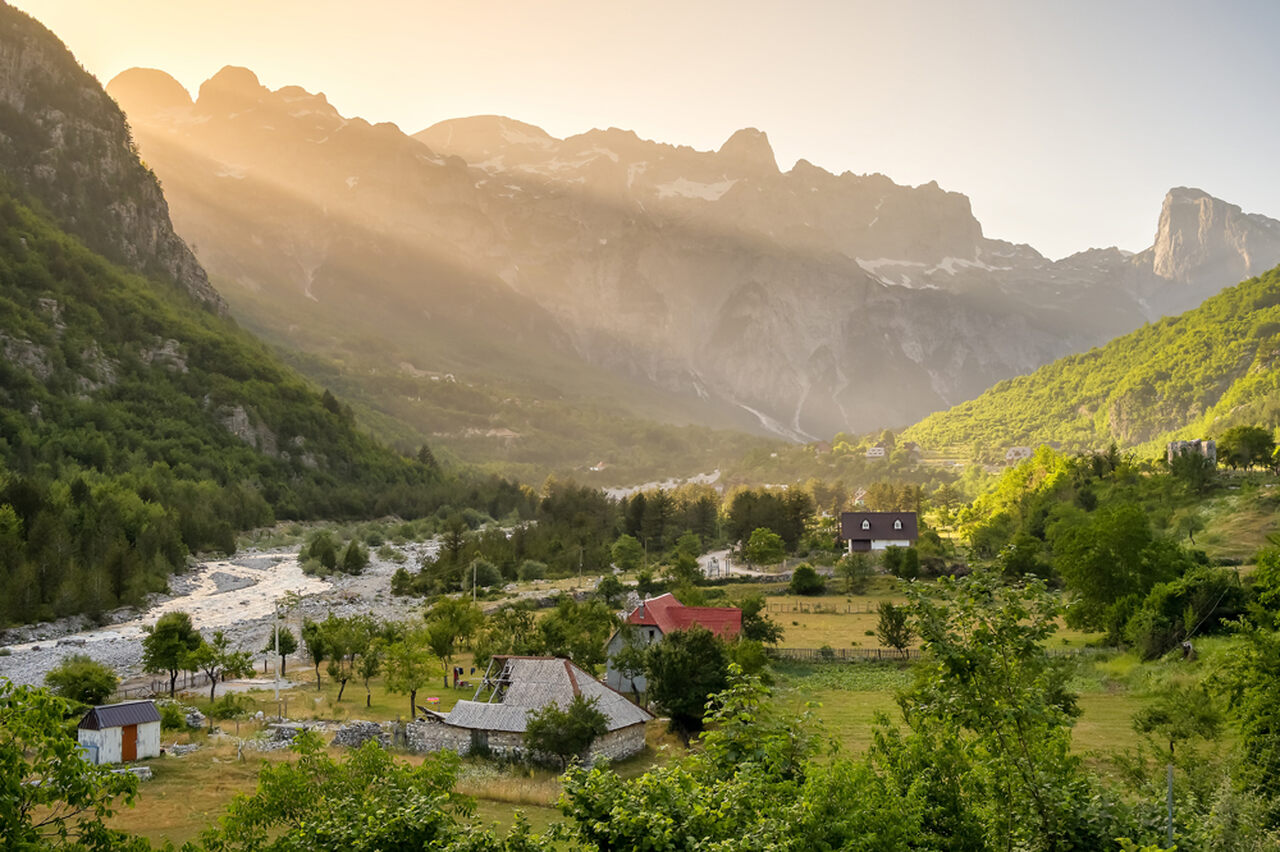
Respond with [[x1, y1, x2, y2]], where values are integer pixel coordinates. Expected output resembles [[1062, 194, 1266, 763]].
[[330, 720, 391, 749], [404, 719, 646, 763], [588, 724, 646, 762]]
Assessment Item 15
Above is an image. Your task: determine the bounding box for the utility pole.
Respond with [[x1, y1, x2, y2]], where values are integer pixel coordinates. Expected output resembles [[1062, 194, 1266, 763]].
[[273, 602, 281, 720], [472, 560, 477, 603]]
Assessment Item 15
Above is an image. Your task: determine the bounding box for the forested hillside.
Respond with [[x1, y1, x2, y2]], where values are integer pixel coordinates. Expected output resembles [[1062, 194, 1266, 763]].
[[0, 189, 511, 625], [903, 264, 1280, 453]]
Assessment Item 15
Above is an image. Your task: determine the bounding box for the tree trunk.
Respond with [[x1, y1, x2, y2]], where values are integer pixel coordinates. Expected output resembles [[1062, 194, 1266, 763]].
[[169, 669, 178, 697], [209, 672, 218, 704], [366, 689, 372, 708], [280, 654, 287, 675], [314, 662, 321, 690], [409, 689, 417, 720], [336, 677, 347, 702]]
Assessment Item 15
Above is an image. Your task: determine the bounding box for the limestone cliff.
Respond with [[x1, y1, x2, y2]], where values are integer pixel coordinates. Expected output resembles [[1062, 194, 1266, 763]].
[[0, 7, 222, 312]]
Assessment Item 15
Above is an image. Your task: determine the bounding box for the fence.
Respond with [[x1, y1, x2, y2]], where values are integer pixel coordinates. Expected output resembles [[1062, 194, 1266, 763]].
[[767, 600, 883, 615], [767, 645, 1104, 665], [113, 669, 217, 701], [767, 646, 921, 663]]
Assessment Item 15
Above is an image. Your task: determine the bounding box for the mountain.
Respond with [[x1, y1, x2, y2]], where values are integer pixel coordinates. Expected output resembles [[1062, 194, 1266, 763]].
[[901, 264, 1280, 454], [106, 67, 1280, 453], [0, 6, 465, 625], [0, 10, 221, 312]]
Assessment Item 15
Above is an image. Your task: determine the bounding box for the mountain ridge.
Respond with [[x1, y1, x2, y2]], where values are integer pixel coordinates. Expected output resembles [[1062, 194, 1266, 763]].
[[105, 65, 1280, 447]]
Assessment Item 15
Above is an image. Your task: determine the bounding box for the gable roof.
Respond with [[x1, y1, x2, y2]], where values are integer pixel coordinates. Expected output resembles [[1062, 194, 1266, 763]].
[[625, 593, 742, 639], [839, 511, 918, 541], [78, 700, 161, 730], [444, 656, 651, 733]]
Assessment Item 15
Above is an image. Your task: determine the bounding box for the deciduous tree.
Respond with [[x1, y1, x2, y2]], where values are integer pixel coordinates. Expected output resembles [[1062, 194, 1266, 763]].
[[523, 694, 609, 768], [141, 610, 202, 697], [0, 680, 145, 851]]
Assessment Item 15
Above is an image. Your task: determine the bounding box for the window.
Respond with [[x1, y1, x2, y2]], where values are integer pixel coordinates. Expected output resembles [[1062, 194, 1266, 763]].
[[894, 519, 903, 530], [861, 520, 870, 530]]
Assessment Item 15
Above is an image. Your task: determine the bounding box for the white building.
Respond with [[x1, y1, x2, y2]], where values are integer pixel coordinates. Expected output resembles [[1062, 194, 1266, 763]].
[[77, 700, 162, 765]]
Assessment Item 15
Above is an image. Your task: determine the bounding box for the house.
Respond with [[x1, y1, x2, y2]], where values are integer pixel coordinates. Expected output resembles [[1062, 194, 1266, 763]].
[[406, 656, 652, 762], [77, 700, 162, 765], [865, 442, 888, 459], [839, 511, 918, 553], [1005, 446, 1033, 463], [604, 593, 742, 693], [1167, 439, 1217, 466]]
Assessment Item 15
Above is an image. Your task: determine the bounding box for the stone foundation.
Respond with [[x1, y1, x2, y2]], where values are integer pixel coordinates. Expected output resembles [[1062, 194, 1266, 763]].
[[404, 719, 646, 763]]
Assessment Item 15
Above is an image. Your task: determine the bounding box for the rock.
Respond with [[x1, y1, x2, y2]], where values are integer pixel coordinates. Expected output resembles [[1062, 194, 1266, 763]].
[[185, 708, 206, 728], [330, 720, 390, 749]]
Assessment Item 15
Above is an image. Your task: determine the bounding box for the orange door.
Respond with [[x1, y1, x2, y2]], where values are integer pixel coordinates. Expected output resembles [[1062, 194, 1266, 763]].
[[122, 724, 137, 762]]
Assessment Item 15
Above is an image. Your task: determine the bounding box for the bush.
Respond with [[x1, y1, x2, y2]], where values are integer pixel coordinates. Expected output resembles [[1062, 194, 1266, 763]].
[[1125, 566, 1249, 659], [789, 563, 825, 596], [43, 655, 118, 705], [518, 560, 546, 581], [208, 693, 254, 720], [157, 701, 189, 730]]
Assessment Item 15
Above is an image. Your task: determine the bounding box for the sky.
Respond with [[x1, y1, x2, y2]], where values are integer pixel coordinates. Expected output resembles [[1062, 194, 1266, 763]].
[[14, 0, 1280, 259]]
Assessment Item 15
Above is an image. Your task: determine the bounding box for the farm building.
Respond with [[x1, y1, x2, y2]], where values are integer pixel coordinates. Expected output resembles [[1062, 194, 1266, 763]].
[[406, 656, 652, 762], [604, 593, 742, 694], [839, 511, 918, 553], [77, 700, 161, 765]]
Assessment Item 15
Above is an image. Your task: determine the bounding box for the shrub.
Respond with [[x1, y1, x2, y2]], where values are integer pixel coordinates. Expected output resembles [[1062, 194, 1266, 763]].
[[43, 655, 118, 705], [789, 563, 825, 596], [157, 701, 189, 730], [518, 560, 546, 581], [208, 693, 254, 720]]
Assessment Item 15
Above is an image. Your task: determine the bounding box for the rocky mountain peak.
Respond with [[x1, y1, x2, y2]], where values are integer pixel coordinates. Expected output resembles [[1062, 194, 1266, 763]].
[[1151, 186, 1280, 286], [718, 127, 778, 174], [196, 65, 269, 114], [106, 68, 192, 118]]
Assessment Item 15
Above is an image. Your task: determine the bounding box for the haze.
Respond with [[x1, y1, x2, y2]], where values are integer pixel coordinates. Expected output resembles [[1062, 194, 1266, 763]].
[[13, 0, 1280, 259]]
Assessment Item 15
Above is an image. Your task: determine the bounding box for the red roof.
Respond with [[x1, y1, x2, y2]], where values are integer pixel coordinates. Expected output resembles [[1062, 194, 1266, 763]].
[[625, 593, 742, 639]]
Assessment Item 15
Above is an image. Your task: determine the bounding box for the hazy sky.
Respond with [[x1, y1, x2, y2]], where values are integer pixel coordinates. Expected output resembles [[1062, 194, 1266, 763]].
[[15, 0, 1279, 259]]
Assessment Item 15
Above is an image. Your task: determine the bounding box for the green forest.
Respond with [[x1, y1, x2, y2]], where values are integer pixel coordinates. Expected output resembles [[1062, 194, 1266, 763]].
[[904, 265, 1280, 455], [0, 190, 532, 625]]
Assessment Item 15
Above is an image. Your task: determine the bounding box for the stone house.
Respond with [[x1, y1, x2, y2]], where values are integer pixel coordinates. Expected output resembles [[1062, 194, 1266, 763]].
[[839, 511, 918, 553], [604, 593, 742, 694], [1167, 439, 1217, 465], [406, 656, 651, 763], [77, 700, 161, 765]]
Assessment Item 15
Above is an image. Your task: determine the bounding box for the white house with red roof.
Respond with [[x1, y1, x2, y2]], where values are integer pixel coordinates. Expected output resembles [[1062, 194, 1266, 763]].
[[604, 593, 742, 694]]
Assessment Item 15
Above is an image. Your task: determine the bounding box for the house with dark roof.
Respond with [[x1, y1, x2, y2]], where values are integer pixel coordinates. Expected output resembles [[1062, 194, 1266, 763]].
[[406, 656, 652, 762], [77, 700, 161, 765], [604, 593, 742, 694], [839, 511, 918, 553]]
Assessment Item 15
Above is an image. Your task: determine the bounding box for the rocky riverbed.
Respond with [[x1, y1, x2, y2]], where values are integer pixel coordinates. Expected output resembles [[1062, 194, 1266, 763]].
[[0, 541, 438, 688]]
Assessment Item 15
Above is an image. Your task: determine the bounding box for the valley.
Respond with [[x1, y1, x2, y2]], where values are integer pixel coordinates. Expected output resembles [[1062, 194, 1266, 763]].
[[2, 2, 1280, 850]]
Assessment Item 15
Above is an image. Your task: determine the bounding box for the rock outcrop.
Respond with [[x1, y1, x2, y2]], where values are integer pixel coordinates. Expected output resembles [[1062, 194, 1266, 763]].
[[0, 7, 223, 312]]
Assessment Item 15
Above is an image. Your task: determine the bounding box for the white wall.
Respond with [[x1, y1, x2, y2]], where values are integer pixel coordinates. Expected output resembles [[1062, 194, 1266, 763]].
[[78, 727, 121, 765], [870, 539, 913, 551], [137, 721, 161, 760]]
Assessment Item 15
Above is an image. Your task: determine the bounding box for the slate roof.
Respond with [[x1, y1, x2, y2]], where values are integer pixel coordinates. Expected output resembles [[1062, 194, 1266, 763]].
[[839, 511, 918, 541], [625, 593, 742, 639], [444, 656, 651, 733], [78, 700, 161, 730]]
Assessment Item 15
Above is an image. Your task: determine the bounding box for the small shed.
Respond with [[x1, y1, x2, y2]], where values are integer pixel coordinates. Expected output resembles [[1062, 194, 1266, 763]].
[[77, 700, 162, 765]]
